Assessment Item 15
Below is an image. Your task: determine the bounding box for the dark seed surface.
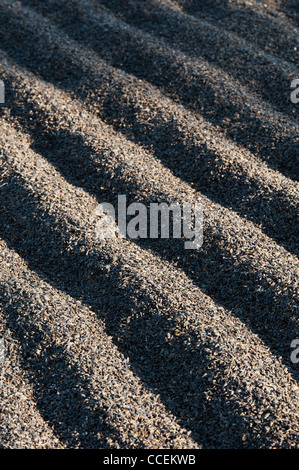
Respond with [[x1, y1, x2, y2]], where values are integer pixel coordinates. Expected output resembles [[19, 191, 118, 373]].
[[0, 0, 298, 449]]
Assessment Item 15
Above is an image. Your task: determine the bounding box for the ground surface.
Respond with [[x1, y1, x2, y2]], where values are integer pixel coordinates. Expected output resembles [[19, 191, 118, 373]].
[[0, 0, 298, 449]]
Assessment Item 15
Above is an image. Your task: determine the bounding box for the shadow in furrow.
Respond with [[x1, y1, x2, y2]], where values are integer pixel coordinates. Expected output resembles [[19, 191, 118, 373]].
[[26, 0, 299, 90], [5, 72, 299, 259], [0, 0, 298, 182], [0, 176, 289, 448], [281, 0, 299, 27], [0, 296, 125, 448], [178, 0, 299, 41], [21, 0, 299, 120], [1, 93, 298, 384], [95, 0, 299, 72]]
